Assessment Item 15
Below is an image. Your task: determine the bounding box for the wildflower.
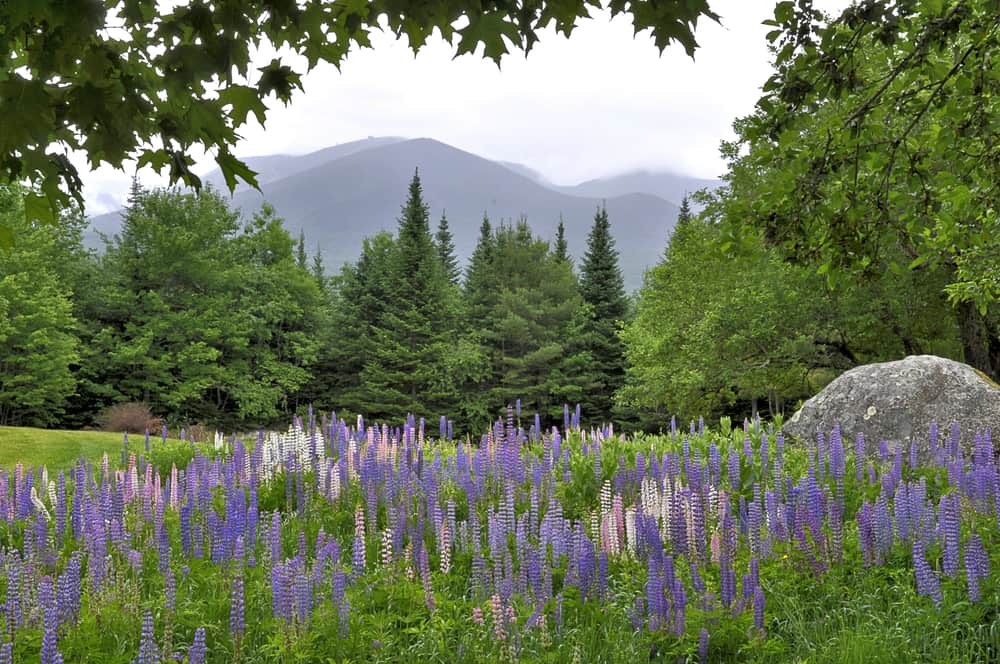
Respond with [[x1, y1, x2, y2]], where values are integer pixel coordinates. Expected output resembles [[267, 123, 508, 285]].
[[135, 610, 157, 664], [188, 628, 207, 664]]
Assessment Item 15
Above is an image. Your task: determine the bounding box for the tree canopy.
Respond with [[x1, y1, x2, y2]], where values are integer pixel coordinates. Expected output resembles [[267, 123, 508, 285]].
[[0, 0, 717, 238], [716, 0, 1000, 377]]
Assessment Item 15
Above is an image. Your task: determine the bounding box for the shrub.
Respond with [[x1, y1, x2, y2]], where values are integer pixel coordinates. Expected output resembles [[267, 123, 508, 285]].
[[97, 402, 156, 434]]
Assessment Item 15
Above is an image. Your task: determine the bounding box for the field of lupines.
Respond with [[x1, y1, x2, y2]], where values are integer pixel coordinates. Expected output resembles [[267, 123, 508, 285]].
[[0, 405, 999, 662]]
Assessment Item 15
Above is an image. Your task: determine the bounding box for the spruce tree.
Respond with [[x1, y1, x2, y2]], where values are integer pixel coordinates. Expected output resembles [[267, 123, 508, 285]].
[[464, 214, 495, 328], [677, 194, 692, 226], [435, 211, 461, 285], [554, 216, 569, 263], [311, 244, 326, 291], [362, 169, 453, 420], [295, 229, 308, 270], [577, 204, 629, 424]]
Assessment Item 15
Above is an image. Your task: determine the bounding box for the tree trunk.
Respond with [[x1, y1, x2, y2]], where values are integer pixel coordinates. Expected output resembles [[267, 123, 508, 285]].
[[957, 299, 996, 380]]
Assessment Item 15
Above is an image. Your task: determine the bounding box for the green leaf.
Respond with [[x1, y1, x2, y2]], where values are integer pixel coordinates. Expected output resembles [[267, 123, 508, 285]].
[[219, 85, 268, 126], [23, 193, 56, 226], [216, 151, 260, 192]]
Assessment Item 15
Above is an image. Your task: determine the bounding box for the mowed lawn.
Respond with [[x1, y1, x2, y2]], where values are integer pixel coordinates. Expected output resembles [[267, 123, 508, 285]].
[[0, 426, 153, 469]]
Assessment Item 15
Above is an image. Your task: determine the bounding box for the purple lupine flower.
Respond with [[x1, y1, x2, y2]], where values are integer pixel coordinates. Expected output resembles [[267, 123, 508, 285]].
[[759, 433, 769, 487], [965, 534, 986, 602], [854, 432, 865, 482], [270, 512, 282, 564], [165, 566, 176, 613], [873, 493, 894, 561], [941, 493, 961, 578], [40, 576, 59, 664], [135, 610, 157, 664], [965, 535, 982, 603], [230, 569, 245, 637], [671, 579, 686, 635], [913, 540, 942, 606], [188, 628, 206, 664], [753, 585, 765, 632], [829, 426, 844, 481], [728, 445, 741, 492], [0, 643, 11, 664], [699, 628, 709, 663], [6, 558, 21, 630]]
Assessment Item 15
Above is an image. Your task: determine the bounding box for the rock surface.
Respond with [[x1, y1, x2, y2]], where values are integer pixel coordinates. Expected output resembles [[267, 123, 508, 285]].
[[784, 354, 1000, 455]]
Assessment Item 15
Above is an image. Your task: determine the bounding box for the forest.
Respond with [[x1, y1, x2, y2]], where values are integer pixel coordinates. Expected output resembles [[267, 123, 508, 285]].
[[0, 164, 974, 433]]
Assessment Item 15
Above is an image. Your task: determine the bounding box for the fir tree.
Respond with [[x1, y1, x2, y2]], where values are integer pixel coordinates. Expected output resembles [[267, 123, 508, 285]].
[[576, 204, 629, 424], [435, 211, 461, 285]]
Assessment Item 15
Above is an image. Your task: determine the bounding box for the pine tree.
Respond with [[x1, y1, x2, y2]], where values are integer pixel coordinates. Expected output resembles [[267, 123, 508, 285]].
[[435, 211, 461, 285], [554, 216, 569, 263], [576, 204, 629, 424]]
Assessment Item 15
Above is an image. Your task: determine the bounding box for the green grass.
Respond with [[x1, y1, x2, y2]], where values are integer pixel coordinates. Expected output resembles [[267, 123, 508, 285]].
[[0, 426, 185, 469]]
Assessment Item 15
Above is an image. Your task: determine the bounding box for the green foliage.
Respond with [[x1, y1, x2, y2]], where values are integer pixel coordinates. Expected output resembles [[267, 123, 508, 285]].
[[0, 185, 80, 426], [434, 211, 461, 286], [80, 186, 323, 428], [0, 0, 717, 236], [621, 214, 960, 425], [361, 170, 456, 420], [464, 217, 584, 424], [576, 205, 629, 424], [719, 0, 1000, 377]]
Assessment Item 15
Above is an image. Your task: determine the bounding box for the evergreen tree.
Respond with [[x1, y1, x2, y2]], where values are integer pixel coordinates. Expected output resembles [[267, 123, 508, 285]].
[[435, 211, 461, 285], [554, 216, 569, 263], [576, 205, 629, 423], [465, 214, 496, 328], [295, 229, 308, 270], [677, 194, 692, 226], [311, 244, 326, 291], [466, 218, 582, 425], [362, 169, 454, 420], [0, 185, 80, 426]]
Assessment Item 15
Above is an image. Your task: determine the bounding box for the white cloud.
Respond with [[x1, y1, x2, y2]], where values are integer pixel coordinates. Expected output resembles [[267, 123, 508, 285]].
[[79, 0, 852, 213]]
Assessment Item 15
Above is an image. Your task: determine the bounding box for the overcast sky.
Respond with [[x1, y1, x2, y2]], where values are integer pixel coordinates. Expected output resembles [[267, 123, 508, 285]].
[[82, 0, 850, 213]]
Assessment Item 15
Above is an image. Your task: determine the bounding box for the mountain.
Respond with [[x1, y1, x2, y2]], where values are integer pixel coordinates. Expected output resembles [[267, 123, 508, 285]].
[[89, 138, 685, 289], [556, 169, 720, 206], [200, 136, 407, 192]]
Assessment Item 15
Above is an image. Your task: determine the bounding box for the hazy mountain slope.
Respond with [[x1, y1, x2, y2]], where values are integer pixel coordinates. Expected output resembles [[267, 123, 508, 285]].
[[200, 136, 407, 192], [557, 169, 720, 206], [228, 138, 676, 288], [89, 138, 681, 290]]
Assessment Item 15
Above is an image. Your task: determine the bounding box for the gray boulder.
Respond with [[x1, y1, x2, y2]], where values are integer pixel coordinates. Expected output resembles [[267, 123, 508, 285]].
[[784, 354, 1000, 455]]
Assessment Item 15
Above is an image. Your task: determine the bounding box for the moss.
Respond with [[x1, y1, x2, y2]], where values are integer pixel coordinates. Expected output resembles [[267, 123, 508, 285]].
[[972, 368, 1000, 391]]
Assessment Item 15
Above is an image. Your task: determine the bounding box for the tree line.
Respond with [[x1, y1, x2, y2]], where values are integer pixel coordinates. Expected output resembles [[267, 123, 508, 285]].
[[0, 172, 632, 431], [2, 162, 975, 434]]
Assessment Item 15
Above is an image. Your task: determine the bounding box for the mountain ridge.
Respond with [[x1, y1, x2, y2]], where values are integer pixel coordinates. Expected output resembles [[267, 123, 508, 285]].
[[90, 137, 718, 289]]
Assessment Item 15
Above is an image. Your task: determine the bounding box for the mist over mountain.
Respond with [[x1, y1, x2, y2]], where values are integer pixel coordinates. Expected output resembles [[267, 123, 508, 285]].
[[555, 169, 720, 206], [90, 137, 719, 290]]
